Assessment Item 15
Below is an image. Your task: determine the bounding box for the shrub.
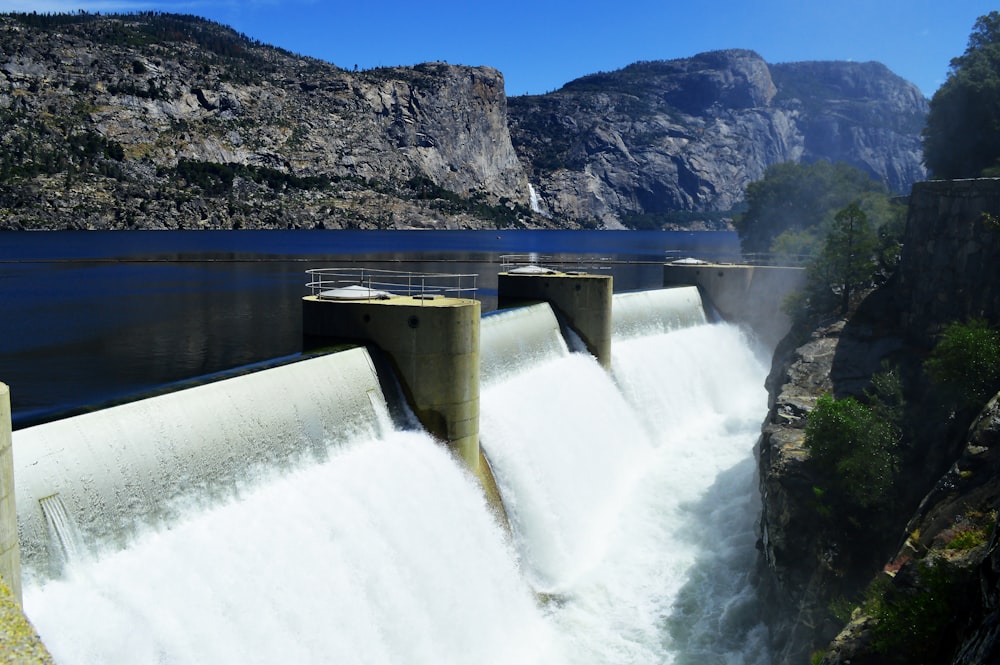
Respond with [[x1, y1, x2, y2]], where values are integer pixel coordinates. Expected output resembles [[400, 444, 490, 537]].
[[946, 527, 989, 550], [805, 393, 900, 517], [866, 561, 967, 664], [925, 318, 1000, 410]]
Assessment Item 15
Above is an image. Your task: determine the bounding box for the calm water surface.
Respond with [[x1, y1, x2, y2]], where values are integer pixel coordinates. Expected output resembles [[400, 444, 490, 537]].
[[0, 230, 739, 426]]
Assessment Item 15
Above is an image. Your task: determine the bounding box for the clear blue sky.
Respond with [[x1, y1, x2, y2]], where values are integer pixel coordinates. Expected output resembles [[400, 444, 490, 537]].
[[0, 0, 995, 99]]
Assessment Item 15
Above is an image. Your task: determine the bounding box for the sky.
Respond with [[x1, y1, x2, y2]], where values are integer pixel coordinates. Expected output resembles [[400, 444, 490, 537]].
[[0, 1, 995, 99]]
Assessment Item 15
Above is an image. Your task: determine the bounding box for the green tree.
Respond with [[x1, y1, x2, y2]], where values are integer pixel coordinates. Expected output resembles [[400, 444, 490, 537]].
[[923, 11, 1000, 178], [735, 161, 894, 256], [925, 318, 1000, 409], [815, 202, 879, 314]]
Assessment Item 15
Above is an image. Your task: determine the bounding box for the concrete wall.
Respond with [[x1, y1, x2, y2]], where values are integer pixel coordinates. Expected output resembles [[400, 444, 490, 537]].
[[0, 577, 53, 664], [497, 272, 613, 369], [0, 382, 19, 604], [303, 295, 481, 471], [895, 178, 1000, 346], [663, 263, 807, 351], [0, 382, 53, 664]]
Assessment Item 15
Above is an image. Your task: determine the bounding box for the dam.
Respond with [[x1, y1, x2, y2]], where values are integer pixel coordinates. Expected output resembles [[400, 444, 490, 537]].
[[4, 259, 780, 664]]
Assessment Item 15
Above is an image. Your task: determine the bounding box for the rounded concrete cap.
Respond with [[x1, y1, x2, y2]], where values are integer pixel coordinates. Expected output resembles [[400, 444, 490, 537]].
[[319, 284, 393, 300], [509, 265, 558, 275]]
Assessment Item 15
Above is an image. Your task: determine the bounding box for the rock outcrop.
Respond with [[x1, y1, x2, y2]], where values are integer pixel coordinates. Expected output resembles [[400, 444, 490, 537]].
[[759, 180, 1000, 664], [509, 50, 928, 229], [894, 179, 1000, 345]]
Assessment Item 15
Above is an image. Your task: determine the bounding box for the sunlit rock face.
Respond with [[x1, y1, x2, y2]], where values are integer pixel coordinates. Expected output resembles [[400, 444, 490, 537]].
[[0, 15, 541, 231], [509, 50, 928, 228], [0, 16, 927, 230]]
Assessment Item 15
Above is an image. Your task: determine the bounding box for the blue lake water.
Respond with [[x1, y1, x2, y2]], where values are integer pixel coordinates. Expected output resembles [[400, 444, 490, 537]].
[[0, 230, 739, 426]]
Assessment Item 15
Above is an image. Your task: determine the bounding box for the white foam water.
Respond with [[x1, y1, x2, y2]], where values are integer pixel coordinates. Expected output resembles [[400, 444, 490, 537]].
[[24, 431, 560, 664], [23, 320, 771, 664], [480, 321, 770, 664]]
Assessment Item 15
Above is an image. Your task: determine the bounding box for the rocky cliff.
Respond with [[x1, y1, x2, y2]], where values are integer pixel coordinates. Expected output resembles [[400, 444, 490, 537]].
[[0, 14, 927, 231], [759, 179, 1000, 664], [0, 13, 541, 230], [508, 50, 928, 229]]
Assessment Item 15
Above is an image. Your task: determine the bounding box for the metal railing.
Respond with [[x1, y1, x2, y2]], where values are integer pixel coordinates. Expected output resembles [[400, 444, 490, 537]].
[[499, 254, 613, 274], [306, 267, 479, 301]]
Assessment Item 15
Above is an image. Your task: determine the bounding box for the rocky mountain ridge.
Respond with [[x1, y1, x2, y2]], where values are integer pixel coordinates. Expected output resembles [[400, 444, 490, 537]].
[[0, 13, 538, 231], [510, 50, 927, 229], [0, 13, 928, 231]]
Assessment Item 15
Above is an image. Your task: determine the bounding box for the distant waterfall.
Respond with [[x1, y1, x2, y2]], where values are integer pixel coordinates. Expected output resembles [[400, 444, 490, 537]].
[[528, 183, 548, 217]]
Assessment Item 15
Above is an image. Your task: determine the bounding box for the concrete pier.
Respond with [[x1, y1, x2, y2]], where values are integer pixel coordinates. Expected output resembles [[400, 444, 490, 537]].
[[0, 382, 52, 664], [303, 294, 482, 472], [0, 382, 19, 604], [497, 271, 613, 369], [663, 262, 807, 350]]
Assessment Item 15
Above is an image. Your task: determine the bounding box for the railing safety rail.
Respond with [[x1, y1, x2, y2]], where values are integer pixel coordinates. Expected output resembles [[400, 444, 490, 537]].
[[306, 268, 479, 301], [500, 254, 613, 273]]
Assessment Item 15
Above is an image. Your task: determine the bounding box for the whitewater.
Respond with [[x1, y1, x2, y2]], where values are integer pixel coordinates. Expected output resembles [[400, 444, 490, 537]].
[[22, 320, 770, 664]]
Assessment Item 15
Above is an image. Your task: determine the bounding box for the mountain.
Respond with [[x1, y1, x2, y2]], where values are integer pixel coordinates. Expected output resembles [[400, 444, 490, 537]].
[[0, 12, 536, 231], [0, 13, 927, 231], [509, 50, 928, 229]]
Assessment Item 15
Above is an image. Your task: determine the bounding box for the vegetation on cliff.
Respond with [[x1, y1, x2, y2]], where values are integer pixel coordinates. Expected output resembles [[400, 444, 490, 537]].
[[923, 11, 1000, 179], [925, 318, 1000, 410], [755, 25, 1000, 654], [735, 160, 902, 257], [805, 369, 902, 524]]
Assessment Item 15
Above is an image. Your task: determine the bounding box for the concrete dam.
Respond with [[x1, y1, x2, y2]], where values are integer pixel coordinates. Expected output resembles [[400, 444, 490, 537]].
[[1, 262, 804, 664]]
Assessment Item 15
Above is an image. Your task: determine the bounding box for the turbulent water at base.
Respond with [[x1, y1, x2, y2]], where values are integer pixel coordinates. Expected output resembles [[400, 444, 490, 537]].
[[23, 320, 770, 665], [481, 322, 771, 664]]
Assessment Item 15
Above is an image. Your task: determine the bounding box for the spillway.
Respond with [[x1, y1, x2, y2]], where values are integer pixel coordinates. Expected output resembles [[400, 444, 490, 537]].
[[480, 303, 568, 384], [13, 348, 388, 580], [611, 285, 706, 338], [17, 287, 771, 664]]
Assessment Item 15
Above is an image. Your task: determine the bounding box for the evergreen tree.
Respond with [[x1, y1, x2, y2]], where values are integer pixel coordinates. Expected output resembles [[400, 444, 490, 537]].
[[923, 11, 1000, 178], [820, 202, 879, 314]]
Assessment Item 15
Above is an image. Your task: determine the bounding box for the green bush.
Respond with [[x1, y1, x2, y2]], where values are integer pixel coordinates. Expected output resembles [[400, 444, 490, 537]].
[[805, 393, 900, 516], [946, 527, 989, 550], [925, 318, 1000, 409], [866, 561, 966, 664]]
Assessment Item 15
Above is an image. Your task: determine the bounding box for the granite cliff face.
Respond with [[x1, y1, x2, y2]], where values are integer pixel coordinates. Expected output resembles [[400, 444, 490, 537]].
[[509, 50, 928, 229], [0, 14, 928, 231], [758, 180, 1000, 664], [0, 14, 540, 230]]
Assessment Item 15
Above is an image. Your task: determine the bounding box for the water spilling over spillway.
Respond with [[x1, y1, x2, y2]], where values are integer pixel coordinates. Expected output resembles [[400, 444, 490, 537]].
[[15, 289, 771, 664]]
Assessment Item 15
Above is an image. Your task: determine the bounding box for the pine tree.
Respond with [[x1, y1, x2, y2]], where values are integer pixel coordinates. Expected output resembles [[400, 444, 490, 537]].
[[923, 11, 1000, 178]]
